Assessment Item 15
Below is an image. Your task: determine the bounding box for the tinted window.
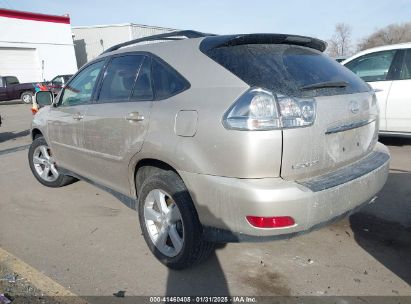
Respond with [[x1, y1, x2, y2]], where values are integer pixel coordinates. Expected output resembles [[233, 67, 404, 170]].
[[63, 75, 73, 82], [60, 60, 104, 107], [6, 76, 19, 85], [98, 55, 144, 102], [345, 50, 396, 82], [152, 58, 189, 100], [205, 44, 370, 97], [131, 57, 153, 101], [51, 76, 64, 85], [400, 49, 411, 80]]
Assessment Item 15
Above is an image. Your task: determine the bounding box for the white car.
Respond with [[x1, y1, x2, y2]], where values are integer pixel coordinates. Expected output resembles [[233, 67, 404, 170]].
[[343, 43, 411, 137]]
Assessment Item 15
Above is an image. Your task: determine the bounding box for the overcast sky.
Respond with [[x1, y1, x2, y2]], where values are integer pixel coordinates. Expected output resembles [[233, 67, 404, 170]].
[[2, 0, 411, 43]]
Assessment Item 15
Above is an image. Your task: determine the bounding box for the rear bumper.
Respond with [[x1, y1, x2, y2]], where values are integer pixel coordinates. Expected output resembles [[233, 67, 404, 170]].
[[179, 143, 390, 242]]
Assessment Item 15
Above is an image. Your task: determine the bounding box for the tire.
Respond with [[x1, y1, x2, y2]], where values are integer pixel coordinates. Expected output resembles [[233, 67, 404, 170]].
[[21, 91, 33, 104], [28, 136, 76, 187], [137, 170, 214, 269]]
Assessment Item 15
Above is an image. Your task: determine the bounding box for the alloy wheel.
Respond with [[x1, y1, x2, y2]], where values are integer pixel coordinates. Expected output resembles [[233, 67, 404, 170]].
[[22, 94, 32, 104], [144, 189, 184, 257], [32, 145, 59, 182]]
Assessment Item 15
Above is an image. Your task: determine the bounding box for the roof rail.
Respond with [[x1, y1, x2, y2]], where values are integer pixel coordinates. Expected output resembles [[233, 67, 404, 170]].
[[102, 30, 215, 54]]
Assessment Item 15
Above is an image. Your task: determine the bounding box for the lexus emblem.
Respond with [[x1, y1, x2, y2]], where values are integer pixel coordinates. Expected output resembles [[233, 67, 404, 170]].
[[349, 101, 360, 114]]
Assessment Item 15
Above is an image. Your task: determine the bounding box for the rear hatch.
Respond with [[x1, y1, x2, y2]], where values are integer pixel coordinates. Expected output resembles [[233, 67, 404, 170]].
[[281, 91, 378, 180], [201, 35, 378, 180]]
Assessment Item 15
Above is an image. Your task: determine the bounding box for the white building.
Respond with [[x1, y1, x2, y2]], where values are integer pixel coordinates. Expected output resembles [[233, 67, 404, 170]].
[[0, 8, 77, 83], [72, 23, 175, 68]]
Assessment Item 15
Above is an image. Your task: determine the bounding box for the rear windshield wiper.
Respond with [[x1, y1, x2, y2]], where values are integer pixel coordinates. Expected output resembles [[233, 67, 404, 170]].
[[300, 81, 349, 91]]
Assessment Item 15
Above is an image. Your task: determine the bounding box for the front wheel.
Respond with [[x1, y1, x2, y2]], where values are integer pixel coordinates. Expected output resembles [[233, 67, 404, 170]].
[[28, 136, 76, 187], [21, 91, 33, 104], [138, 170, 214, 269]]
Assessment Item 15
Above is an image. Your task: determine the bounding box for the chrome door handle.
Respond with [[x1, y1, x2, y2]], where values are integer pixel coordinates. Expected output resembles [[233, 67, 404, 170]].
[[126, 112, 144, 122], [73, 113, 84, 120]]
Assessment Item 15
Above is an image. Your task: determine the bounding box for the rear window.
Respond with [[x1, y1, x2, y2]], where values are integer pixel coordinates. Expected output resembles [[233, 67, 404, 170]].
[[152, 58, 190, 100], [205, 44, 370, 97]]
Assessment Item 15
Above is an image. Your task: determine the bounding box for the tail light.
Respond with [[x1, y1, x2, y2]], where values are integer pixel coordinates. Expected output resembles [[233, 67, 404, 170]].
[[32, 103, 38, 115], [246, 216, 295, 228], [223, 88, 316, 131]]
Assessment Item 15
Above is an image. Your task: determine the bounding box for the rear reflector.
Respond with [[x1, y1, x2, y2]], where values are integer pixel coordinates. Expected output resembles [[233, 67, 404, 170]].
[[246, 216, 295, 228]]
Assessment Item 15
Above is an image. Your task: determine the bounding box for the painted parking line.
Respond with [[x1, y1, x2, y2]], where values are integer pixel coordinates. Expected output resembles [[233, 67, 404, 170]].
[[0, 144, 30, 156], [0, 247, 87, 303]]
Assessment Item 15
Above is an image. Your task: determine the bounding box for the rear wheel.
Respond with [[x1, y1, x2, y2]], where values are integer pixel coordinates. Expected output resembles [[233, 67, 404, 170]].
[[21, 91, 33, 104], [138, 170, 214, 269], [28, 136, 76, 187]]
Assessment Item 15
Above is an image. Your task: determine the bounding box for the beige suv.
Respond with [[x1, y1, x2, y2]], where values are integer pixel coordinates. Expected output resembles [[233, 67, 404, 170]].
[[29, 31, 390, 269]]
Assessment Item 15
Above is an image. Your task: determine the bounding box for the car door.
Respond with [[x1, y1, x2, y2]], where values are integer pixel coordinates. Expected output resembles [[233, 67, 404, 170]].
[[4, 76, 20, 100], [47, 60, 105, 177], [0, 78, 6, 101], [344, 50, 398, 131], [385, 49, 411, 134], [82, 54, 154, 195]]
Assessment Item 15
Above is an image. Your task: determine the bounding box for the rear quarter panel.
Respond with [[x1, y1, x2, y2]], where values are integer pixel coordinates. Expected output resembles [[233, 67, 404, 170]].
[[126, 39, 283, 194]]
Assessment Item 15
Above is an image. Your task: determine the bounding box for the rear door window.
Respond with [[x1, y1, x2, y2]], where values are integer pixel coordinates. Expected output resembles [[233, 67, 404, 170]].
[[399, 49, 411, 80], [131, 57, 154, 101], [345, 50, 397, 82], [152, 58, 190, 100], [205, 44, 370, 97], [98, 55, 144, 102]]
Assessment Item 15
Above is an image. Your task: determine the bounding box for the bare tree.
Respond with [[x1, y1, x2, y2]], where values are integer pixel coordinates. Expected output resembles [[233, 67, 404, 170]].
[[326, 23, 352, 57], [358, 22, 411, 51]]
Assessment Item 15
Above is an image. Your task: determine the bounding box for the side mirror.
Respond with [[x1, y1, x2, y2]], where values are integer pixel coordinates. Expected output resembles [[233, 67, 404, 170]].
[[35, 91, 54, 107]]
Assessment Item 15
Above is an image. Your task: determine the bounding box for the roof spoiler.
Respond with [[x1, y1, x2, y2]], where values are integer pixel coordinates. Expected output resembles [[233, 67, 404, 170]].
[[102, 30, 215, 54], [199, 34, 327, 53]]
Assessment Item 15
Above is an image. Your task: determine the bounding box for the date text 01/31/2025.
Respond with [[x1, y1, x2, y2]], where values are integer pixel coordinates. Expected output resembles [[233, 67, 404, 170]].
[[149, 296, 257, 303]]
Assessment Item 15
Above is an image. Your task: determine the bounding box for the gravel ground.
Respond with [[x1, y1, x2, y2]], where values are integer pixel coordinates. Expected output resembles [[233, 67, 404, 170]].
[[0, 265, 57, 304]]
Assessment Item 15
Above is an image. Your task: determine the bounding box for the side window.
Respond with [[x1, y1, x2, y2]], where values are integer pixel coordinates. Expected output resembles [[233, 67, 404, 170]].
[[152, 58, 189, 100], [60, 61, 104, 107], [345, 50, 396, 82], [0, 78, 3, 87], [63, 75, 72, 83], [6, 76, 19, 85], [52, 76, 64, 85], [98, 55, 144, 102], [399, 49, 411, 80], [131, 57, 153, 101]]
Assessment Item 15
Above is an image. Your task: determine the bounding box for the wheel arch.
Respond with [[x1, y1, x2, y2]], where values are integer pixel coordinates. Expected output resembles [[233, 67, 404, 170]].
[[21, 90, 34, 96], [31, 128, 43, 140], [133, 158, 181, 198]]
